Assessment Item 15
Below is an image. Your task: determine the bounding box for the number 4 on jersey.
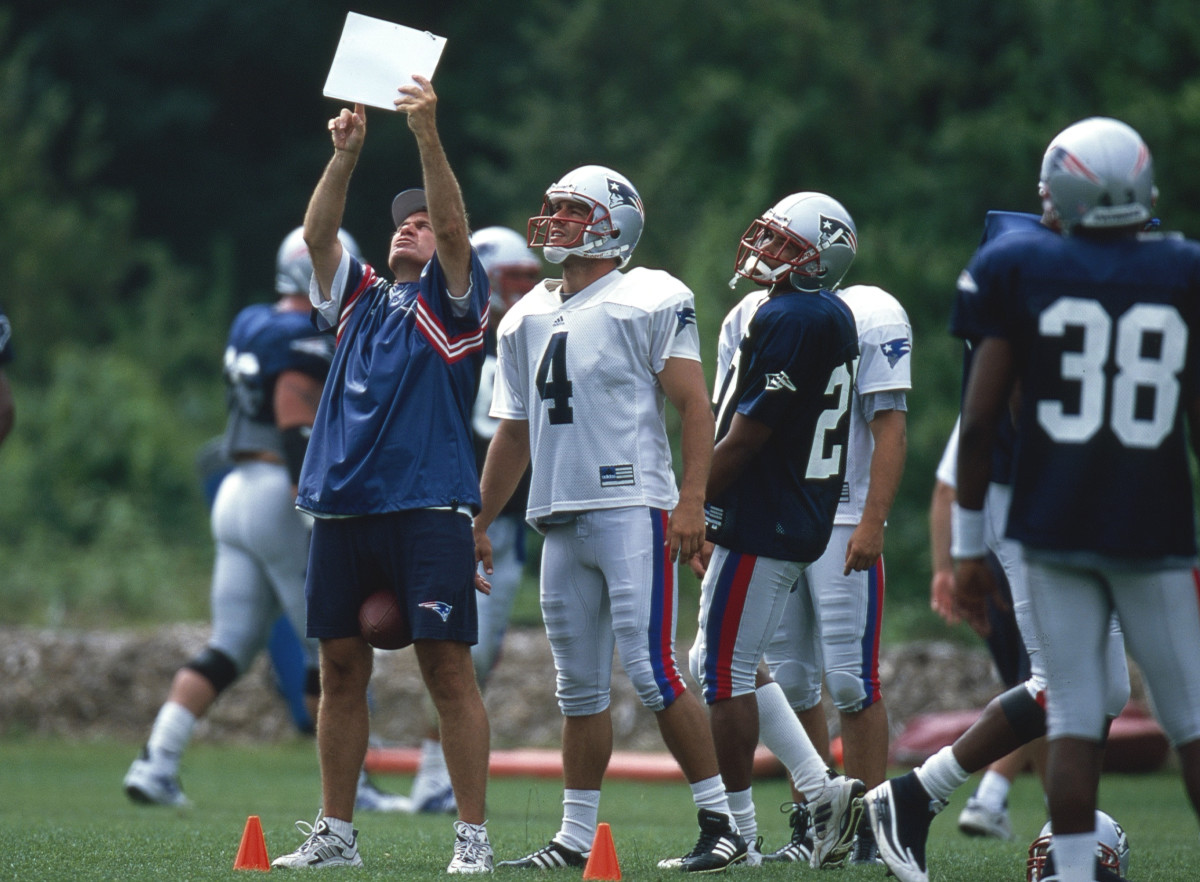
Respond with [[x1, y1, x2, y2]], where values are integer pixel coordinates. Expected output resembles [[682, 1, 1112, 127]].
[[536, 331, 574, 424]]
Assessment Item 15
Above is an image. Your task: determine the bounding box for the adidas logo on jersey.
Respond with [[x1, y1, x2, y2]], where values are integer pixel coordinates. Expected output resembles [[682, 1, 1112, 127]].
[[552, 316, 566, 327]]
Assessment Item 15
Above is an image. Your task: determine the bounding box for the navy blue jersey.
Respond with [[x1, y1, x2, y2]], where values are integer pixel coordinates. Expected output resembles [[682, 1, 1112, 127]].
[[221, 302, 335, 460], [297, 251, 488, 516], [952, 229, 1200, 564], [0, 301, 12, 366], [958, 212, 1049, 484], [708, 288, 858, 562]]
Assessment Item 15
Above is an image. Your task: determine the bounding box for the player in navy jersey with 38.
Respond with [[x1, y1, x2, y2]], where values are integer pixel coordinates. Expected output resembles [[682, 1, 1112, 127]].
[[950, 118, 1200, 882], [273, 76, 493, 875], [688, 192, 865, 869]]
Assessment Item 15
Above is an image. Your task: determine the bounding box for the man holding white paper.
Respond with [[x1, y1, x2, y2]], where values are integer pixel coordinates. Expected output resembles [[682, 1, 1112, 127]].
[[271, 75, 494, 875]]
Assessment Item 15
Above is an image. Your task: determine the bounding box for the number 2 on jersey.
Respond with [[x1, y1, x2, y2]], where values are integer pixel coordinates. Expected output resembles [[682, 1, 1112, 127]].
[[536, 331, 574, 424]]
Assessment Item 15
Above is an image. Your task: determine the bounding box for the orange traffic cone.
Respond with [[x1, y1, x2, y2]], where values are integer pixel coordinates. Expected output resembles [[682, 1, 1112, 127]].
[[234, 815, 270, 871], [583, 822, 621, 881]]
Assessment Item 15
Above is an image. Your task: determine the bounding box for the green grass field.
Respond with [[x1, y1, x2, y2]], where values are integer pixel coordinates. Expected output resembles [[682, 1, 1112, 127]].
[[5, 736, 1196, 880]]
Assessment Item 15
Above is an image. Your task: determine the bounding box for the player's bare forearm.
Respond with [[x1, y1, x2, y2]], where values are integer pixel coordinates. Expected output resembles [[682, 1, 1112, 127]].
[[958, 338, 1014, 509], [397, 76, 471, 297], [660, 357, 714, 561], [305, 110, 362, 300], [475, 420, 530, 571], [952, 557, 999, 637], [845, 409, 906, 573]]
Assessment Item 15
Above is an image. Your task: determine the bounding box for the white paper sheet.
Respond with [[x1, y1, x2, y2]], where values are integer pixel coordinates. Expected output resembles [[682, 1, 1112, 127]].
[[322, 13, 447, 111]]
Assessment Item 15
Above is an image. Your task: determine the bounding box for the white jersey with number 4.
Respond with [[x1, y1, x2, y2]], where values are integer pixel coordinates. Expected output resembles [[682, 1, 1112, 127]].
[[834, 284, 912, 525], [491, 267, 702, 523]]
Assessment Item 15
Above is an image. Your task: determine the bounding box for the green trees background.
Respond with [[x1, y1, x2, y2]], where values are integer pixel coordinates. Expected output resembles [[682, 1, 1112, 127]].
[[3, 0, 1200, 631]]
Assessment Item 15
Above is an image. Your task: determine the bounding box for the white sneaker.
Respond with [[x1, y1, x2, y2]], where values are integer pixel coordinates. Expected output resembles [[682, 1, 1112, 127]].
[[808, 772, 866, 869], [123, 750, 190, 808], [411, 769, 458, 814], [448, 820, 493, 874], [745, 835, 764, 867], [957, 796, 1013, 841], [355, 771, 413, 813], [271, 815, 363, 869]]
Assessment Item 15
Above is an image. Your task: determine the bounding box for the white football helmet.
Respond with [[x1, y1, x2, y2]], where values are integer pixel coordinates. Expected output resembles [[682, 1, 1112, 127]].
[[527, 165, 644, 267], [470, 226, 542, 313], [1026, 810, 1130, 881], [1038, 117, 1156, 233], [731, 192, 857, 292], [275, 226, 362, 295]]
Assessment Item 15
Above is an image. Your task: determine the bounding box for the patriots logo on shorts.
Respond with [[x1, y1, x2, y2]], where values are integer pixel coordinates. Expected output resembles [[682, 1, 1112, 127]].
[[607, 177, 644, 215], [818, 214, 858, 253], [419, 601, 454, 622], [880, 337, 911, 368], [675, 307, 696, 335]]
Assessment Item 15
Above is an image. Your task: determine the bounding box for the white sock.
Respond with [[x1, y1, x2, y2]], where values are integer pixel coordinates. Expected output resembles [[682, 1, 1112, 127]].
[[420, 737, 447, 773], [974, 770, 1012, 811], [915, 746, 969, 805], [145, 702, 197, 773], [727, 787, 755, 843], [558, 789, 600, 854], [324, 815, 355, 842], [756, 682, 826, 798], [690, 774, 732, 819], [1051, 831, 1097, 882]]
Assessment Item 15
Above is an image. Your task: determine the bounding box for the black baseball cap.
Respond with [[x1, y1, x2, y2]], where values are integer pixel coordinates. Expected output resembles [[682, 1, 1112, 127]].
[[391, 189, 428, 227]]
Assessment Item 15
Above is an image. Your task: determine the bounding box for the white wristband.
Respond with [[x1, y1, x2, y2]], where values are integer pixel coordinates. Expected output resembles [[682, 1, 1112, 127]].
[[950, 502, 987, 560]]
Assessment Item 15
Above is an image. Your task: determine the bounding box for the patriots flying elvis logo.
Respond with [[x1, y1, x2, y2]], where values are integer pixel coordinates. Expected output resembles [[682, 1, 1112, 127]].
[[607, 177, 643, 214], [818, 214, 857, 252], [880, 338, 911, 368], [675, 307, 696, 335], [419, 601, 454, 622]]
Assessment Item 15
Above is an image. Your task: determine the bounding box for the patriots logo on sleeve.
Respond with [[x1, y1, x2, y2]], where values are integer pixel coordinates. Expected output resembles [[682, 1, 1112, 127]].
[[818, 214, 858, 252], [764, 371, 797, 392], [419, 601, 454, 622], [607, 177, 644, 214], [675, 307, 697, 335], [880, 338, 911, 368]]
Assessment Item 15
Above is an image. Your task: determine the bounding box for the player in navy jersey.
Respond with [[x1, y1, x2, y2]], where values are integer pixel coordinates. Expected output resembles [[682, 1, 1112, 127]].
[[688, 192, 865, 869], [123, 226, 349, 809], [475, 164, 743, 872], [0, 301, 13, 447], [272, 77, 493, 875]]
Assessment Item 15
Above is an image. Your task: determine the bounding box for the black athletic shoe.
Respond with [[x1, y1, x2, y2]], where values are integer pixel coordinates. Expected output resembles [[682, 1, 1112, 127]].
[[762, 802, 813, 863], [678, 809, 748, 873], [496, 840, 587, 869], [866, 771, 946, 882]]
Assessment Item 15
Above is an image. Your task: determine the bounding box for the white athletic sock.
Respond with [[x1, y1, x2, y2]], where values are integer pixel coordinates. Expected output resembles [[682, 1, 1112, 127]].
[[324, 815, 354, 843], [756, 682, 826, 798], [690, 774, 732, 820], [145, 701, 197, 773], [1050, 831, 1097, 882], [420, 737, 448, 773], [974, 769, 1012, 811], [915, 746, 969, 805], [558, 789, 600, 854], [727, 787, 755, 843]]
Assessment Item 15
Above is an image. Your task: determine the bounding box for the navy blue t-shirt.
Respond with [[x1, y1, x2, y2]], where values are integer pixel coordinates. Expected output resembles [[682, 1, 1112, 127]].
[[708, 287, 858, 562], [952, 229, 1200, 564]]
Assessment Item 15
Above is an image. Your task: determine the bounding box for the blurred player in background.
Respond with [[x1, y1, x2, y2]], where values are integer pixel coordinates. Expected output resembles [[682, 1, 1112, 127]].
[[688, 192, 866, 870], [272, 76, 493, 875], [0, 301, 13, 447], [404, 225, 540, 814], [123, 225, 408, 810], [475, 165, 742, 871]]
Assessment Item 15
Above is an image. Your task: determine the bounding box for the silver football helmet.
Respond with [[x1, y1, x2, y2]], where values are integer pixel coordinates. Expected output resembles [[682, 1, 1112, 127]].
[[731, 192, 857, 292], [470, 226, 542, 313], [527, 165, 644, 268], [275, 226, 362, 295], [1026, 810, 1130, 881], [1039, 117, 1156, 233]]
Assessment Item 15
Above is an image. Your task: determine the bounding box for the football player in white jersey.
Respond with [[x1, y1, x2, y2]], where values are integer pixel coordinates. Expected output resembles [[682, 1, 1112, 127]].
[[757, 280, 911, 865], [475, 165, 746, 872]]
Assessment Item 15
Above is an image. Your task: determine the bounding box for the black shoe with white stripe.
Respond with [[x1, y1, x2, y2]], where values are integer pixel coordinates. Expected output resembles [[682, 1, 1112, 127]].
[[678, 809, 748, 873], [496, 839, 587, 869]]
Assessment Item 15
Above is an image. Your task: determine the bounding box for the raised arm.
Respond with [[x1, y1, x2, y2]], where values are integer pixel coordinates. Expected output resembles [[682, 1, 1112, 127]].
[[304, 104, 366, 301], [396, 75, 471, 298]]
